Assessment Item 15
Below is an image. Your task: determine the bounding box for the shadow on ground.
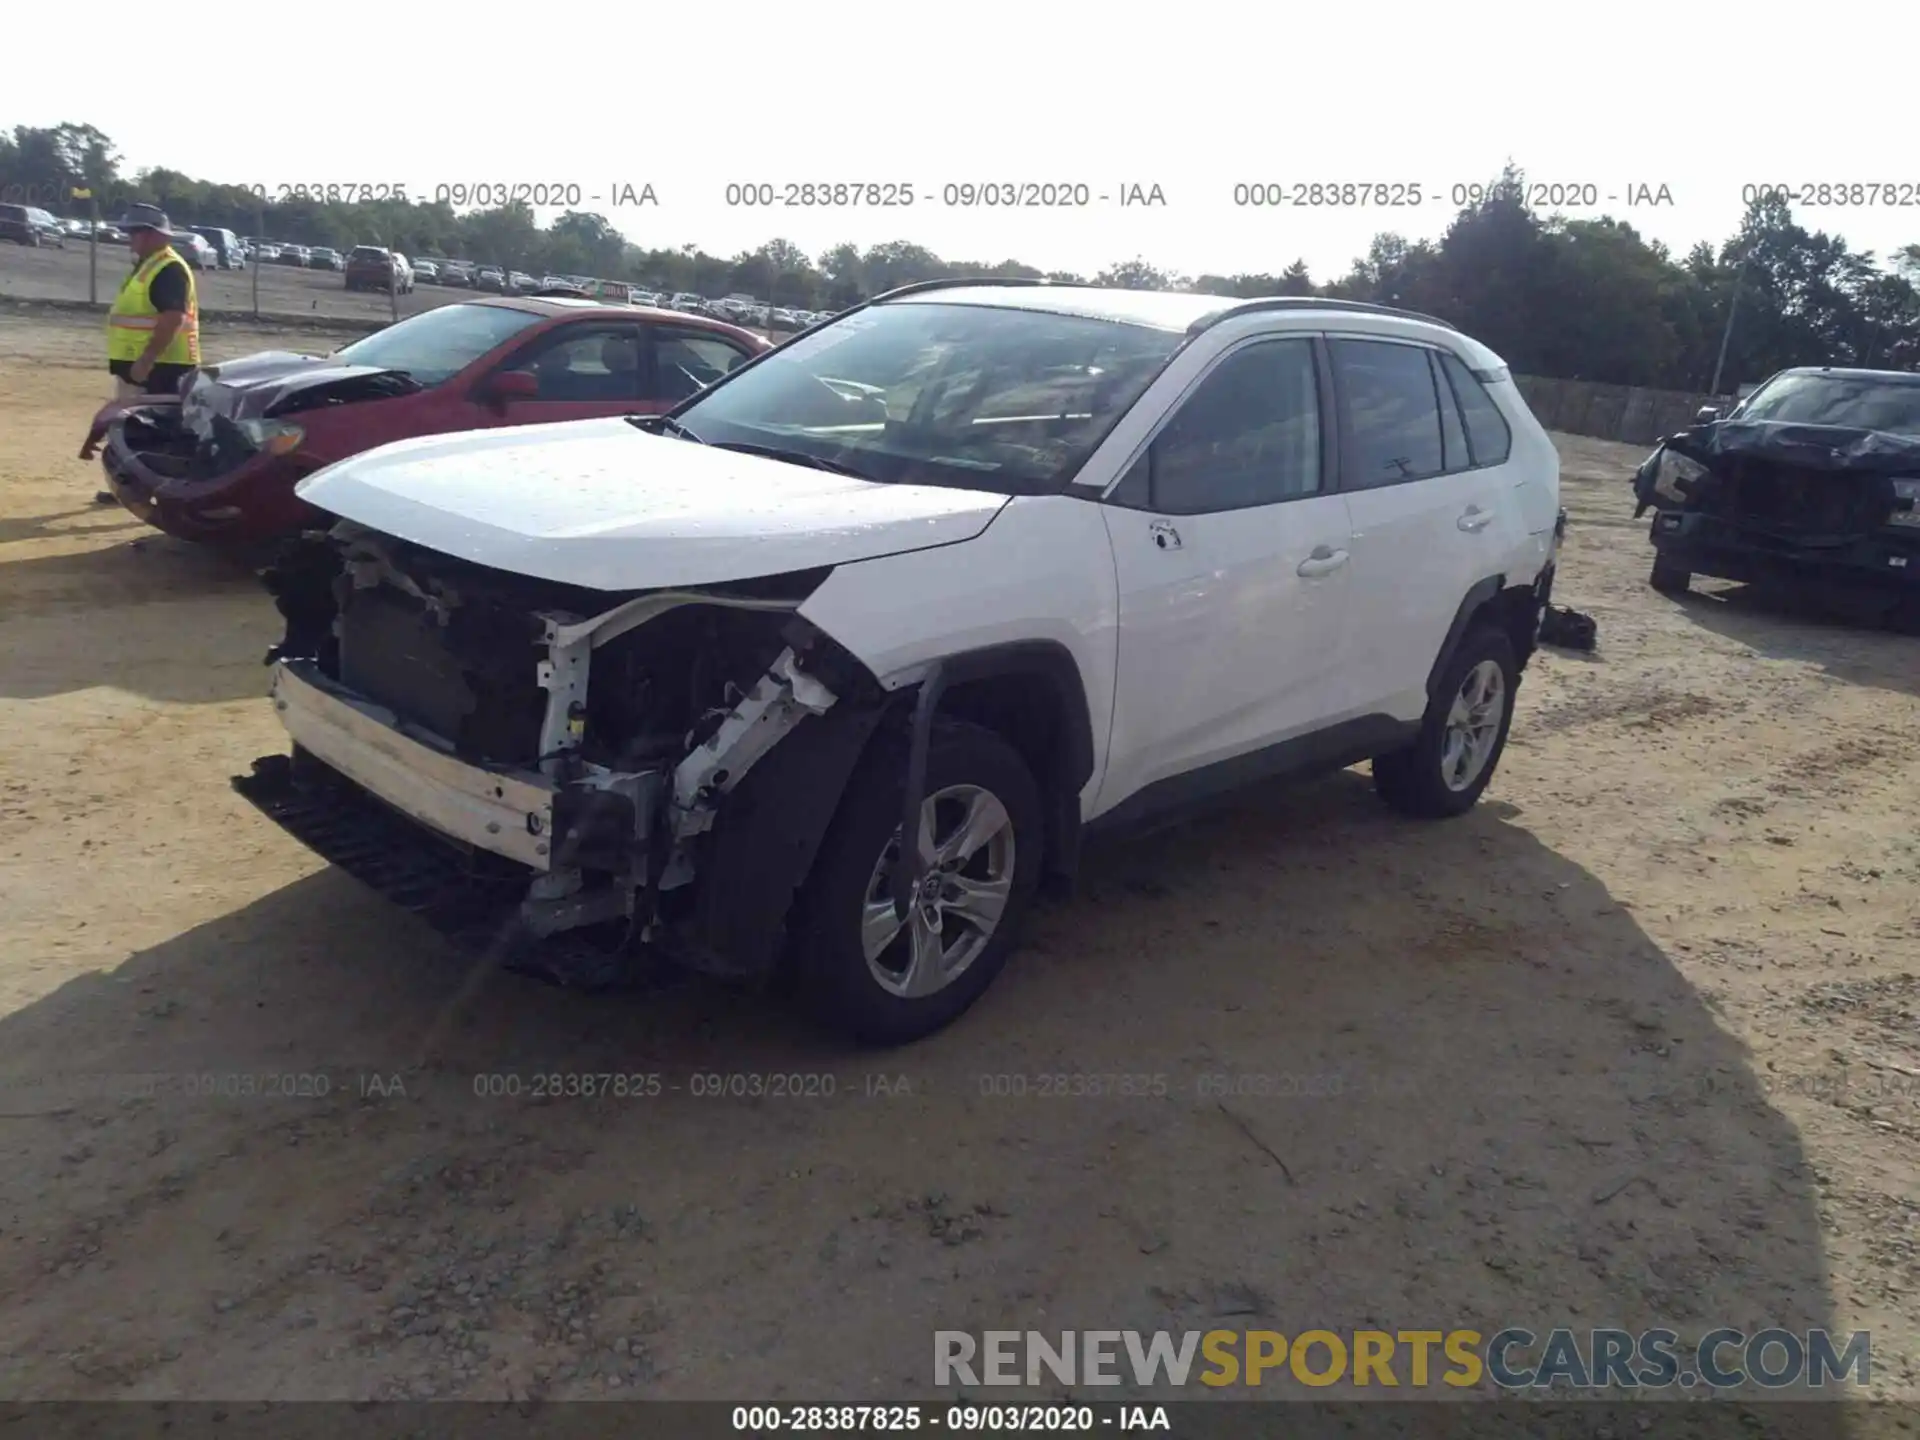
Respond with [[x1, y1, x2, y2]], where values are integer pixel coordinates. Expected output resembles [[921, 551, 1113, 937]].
[[0, 765, 1847, 1411], [0, 533, 274, 704], [1674, 580, 1920, 699]]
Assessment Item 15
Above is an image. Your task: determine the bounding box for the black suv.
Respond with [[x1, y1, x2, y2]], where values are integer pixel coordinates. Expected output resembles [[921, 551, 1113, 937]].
[[0, 203, 66, 247], [1633, 367, 1920, 606]]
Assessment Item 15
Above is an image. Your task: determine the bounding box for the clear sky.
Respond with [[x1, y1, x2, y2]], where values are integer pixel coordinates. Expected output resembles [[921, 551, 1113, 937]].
[[11, 0, 1919, 281]]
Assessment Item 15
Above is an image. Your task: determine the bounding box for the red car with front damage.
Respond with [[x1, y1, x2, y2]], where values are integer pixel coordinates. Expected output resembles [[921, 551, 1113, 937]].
[[87, 296, 771, 550]]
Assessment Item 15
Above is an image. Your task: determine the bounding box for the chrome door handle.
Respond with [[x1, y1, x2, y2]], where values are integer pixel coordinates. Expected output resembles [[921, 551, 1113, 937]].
[[1457, 506, 1492, 533], [1296, 545, 1349, 578], [1149, 519, 1182, 551]]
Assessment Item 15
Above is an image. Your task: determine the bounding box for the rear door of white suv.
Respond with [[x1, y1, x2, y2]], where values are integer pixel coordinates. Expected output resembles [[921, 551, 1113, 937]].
[[1328, 335, 1518, 723], [1094, 335, 1355, 813]]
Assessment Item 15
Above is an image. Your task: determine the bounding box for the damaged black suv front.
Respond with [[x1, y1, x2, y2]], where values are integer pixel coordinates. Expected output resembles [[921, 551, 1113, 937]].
[[1633, 367, 1920, 606]]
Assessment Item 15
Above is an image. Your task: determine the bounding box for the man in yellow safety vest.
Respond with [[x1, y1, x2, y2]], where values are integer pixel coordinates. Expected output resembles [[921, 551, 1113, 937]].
[[106, 202, 201, 398], [93, 203, 201, 500]]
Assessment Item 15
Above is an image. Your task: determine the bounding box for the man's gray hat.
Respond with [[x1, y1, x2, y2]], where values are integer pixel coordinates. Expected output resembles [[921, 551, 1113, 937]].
[[114, 203, 175, 236]]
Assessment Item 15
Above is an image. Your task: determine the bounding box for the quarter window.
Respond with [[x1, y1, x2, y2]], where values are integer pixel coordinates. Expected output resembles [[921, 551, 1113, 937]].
[[1438, 350, 1513, 466], [1331, 338, 1445, 487], [650, 327, 753, 402], [1141, 339, 1322, 514]]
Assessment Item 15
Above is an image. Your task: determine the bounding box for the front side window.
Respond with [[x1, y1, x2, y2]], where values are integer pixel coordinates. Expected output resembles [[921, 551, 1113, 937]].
[[670, 301, 1185, 494], [1332, 338, 1445, 487], [508, 326, 647, 401], [332, 302, 545, 386], [1735, 373, 1920, 437], [1141, 339, 1322, 514]]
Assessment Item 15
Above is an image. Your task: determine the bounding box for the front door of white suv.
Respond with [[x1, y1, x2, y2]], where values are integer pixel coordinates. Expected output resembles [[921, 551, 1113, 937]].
[[1329, 336, 1515, 722], [1094, 336, 1354, 814]]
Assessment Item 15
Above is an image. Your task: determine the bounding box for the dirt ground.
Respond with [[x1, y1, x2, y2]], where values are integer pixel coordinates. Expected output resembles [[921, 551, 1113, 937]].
[[1, 309, 1917, 1418]]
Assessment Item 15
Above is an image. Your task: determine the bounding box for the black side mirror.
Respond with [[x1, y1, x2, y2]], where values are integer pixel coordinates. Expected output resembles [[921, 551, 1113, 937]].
[[1694, 406, 1721, 423]]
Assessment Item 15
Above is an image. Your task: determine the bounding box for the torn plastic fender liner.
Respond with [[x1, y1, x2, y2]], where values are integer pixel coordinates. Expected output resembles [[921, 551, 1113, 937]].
[[675, 617, 893, 980], [683, 691, 889, 980], [892, 660, 949, 921]]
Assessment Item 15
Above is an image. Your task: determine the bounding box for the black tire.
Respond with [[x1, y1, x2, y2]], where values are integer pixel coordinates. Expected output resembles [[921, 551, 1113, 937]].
[[1373, 625, 1519, 820], [1650, 554, 1692, 595], [789, 718, 1043, 1046]]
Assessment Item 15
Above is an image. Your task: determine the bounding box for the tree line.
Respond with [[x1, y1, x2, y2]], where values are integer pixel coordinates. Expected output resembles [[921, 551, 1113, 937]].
[[5, 122, 1919, 393]]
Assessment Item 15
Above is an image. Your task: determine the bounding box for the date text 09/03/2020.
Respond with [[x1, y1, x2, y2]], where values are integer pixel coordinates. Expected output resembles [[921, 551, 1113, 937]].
[[217, 183, 659, 208], [730, 1405, 1164, 1433]]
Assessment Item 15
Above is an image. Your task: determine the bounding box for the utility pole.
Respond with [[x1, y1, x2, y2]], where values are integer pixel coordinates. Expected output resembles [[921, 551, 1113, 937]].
[[73, 185, 97, 304], [1709, 260, 1751, 397], [253, 192, 263, 318]]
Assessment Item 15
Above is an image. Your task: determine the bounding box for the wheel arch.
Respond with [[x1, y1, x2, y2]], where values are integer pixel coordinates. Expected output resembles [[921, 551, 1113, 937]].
[[676, 635, 1093, 982], [1426, 572, 1545, 702], [909, 639, 1096, 890]]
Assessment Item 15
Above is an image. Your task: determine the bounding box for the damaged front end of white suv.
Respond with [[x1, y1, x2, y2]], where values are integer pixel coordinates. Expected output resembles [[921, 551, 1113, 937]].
[[235, 520, 896, 989]]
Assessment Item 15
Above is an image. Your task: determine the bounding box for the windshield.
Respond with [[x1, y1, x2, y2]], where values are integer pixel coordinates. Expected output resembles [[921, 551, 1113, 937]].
[[332, 303, 545, 386], [1737, 373, 1920, 436], [671, 301, 1185, 494]]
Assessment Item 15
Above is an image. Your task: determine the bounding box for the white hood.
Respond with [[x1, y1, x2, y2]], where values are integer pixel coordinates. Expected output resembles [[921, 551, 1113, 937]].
[[294, 418, 1011, 591]]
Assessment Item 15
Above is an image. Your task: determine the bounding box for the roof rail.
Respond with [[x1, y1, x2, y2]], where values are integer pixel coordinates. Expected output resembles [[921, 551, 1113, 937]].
[[870, 276, 1059, 302], [1189, 296, 1459, 334]]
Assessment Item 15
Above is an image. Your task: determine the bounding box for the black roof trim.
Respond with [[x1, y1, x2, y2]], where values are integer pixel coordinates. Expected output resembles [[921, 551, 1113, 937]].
[[1189, 296, 1459, 335]]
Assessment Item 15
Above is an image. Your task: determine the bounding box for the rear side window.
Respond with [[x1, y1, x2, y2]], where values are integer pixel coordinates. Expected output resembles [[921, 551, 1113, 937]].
[[0, 205, 25, 222], [1438, 350, 1513, 466], [1332, 338, 1445, 487]]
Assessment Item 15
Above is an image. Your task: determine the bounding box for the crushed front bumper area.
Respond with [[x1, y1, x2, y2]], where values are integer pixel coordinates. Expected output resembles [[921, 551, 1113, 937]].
[[1649, 510, 1920, 594], [232, 751, 666, 991], [265, 659, 555, 870]]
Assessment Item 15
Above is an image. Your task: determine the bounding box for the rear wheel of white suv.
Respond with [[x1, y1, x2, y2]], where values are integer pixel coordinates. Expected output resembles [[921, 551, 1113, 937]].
[[1373, 627, 1518, 819], [790, 719, 1042, 1045]]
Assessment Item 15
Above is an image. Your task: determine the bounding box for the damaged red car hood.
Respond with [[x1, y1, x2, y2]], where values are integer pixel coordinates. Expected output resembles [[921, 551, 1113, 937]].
[[183, 351, 423, 423]]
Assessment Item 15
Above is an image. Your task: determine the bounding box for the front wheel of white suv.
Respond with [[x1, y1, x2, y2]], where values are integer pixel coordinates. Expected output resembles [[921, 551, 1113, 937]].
[[1373, 626, 1519, 819], [790, 719, 1043, 1045]]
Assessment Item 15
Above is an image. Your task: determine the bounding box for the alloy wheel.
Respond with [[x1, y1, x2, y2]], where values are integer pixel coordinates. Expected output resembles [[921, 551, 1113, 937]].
[[1440, 659, 1506, 792], [860, 784, 1017, 999]]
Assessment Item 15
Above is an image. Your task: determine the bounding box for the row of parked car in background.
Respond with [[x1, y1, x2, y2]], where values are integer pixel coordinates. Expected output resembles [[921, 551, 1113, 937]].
[[323, 252, 836, 329], [0, 208, 256, 273], [4, 206, 838, 330]]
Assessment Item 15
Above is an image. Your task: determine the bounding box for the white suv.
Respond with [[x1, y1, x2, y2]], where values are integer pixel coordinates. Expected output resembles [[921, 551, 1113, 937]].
[[238, 281, 1562, 1044]]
